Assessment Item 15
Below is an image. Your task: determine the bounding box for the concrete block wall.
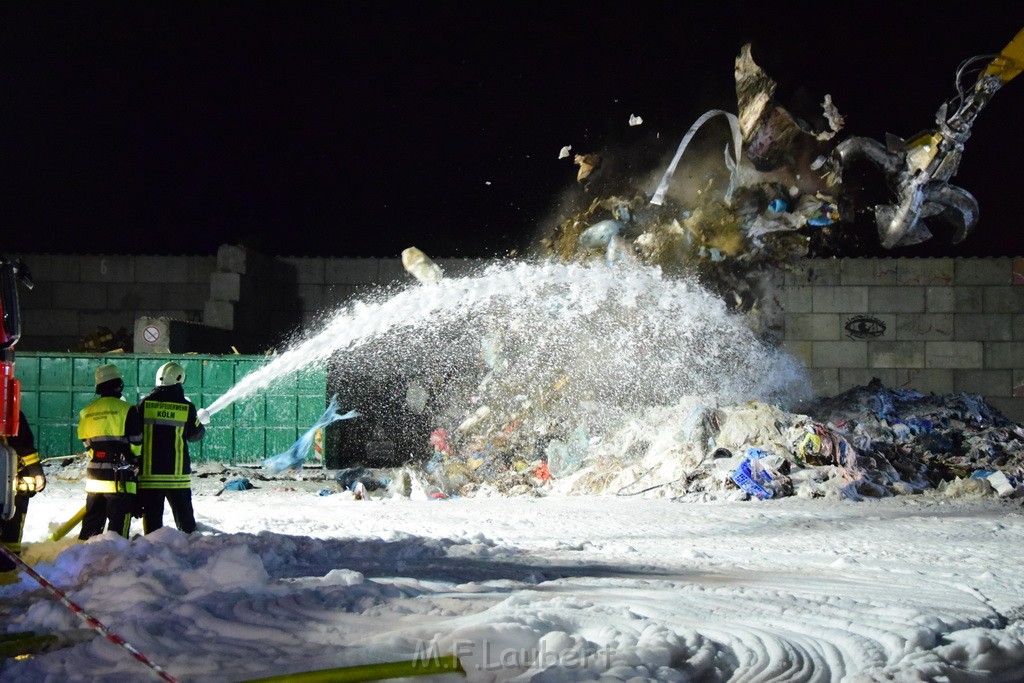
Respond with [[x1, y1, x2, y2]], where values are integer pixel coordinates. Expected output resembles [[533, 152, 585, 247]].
[[12, 247, 483, 353], [13, 253, 215, 351], [12, 248, 1022, 422], [780, 257, 1024, 423], [276, 254, 488, 327], [201, 246, 487, 350]]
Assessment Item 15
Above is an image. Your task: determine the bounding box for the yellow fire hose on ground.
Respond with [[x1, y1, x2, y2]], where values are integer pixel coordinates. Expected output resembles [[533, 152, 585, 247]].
[[239, 653, 465, 682], [0, 629, 97, 659], [0, 631, 60, 659], [48, 506, 86, 541]]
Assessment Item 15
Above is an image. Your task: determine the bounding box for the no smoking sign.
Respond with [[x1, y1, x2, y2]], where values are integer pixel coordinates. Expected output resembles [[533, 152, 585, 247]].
[[143, 325, 160, 344]]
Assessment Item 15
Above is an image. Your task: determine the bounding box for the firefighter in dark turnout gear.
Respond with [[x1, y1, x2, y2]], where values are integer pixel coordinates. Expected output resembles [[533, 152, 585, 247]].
[[78, 364, 143, 540], [137, 361, 205, 534], [1, 411, 46, 581]]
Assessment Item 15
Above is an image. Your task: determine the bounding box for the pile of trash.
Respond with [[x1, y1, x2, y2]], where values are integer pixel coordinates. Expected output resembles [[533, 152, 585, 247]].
[[71, 326, 132, 353], [355, 28, 1024, 504], [47, 379, 1023, 504], [409, 380, 1024, 502]]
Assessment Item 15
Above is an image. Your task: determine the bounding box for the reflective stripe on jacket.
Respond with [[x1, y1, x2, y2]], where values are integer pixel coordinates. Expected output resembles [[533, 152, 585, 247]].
[[78, 396, 141, 492], [84, 478, 137, 494], [138, 389, 202, 490]]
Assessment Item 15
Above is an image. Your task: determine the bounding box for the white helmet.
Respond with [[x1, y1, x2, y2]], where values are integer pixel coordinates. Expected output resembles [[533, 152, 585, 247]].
[[156, 361, 186, 386], [94, 363, 122, 387]]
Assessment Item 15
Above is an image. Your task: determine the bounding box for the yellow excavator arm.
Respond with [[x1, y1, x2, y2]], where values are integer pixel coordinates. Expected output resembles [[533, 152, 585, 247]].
[[985, 27, 1024, 83]]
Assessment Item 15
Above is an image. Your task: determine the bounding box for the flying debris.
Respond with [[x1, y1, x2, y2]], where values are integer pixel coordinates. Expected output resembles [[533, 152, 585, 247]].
[[579, 219, 622, 249], [558, 145, 572, 159], [628, 113, 643, 127], [734, 43, 841, 175], [573, 153, 602, 185], [401, 247, 444, 283], [605, 235, 639, 266], [541, 30, 1022, 322]]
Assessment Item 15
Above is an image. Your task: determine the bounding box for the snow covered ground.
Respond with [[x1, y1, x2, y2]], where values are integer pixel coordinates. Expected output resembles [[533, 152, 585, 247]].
[[3, 478, 1024, 682]]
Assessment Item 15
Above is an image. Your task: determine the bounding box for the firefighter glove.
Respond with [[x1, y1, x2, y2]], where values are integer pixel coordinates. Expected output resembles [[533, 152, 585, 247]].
[[112, 454, 138, 495], [17, 474, 47, 495]]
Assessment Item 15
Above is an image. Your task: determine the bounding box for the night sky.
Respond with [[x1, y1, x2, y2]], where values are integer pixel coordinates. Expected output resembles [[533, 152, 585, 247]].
[[2, 4, 1023, 258]]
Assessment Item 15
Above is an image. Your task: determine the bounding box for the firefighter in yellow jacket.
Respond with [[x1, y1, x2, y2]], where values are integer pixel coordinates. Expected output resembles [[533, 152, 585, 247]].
[[78, 364, 143, 540], [1, 410, 46, 582], [137, 362, 205, 534]]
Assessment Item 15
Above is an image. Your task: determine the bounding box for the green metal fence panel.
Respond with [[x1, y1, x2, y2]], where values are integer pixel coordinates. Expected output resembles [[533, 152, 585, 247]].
[[15, 352, 327, 465], [203, 426, 233, 462], [234, 426, 264, 456], [16, 355, 40, 391], [266, 426, 297, 455], [137, 357, 171, 400], [298, 393, 326, 424], [201, 359, 235, 391], [235, 395, 265, 424], [266, 394, 297, 422], [40, 356, 71, 388]]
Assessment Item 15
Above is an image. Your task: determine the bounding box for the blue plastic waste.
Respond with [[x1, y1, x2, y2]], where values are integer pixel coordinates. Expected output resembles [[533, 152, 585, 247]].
[[223, 478, 253, 492], [545, 424, 590, 478], [960, 394, 988, 424], [335, 467, 389, 492], [579, 220, 622, 249], [904, 417, 933, 434], [870, 393, 895, 420], [263, 395, 360, 474], [605, 236, 637, 267], [730, 449, 775, 500], [892, 423, 913, 441], [424, 453, 443, 474]]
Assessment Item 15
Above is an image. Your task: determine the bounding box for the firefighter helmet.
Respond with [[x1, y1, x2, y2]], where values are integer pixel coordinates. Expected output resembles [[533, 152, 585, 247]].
[[94, 363, 122, 387], [156, 361, 186, 386]]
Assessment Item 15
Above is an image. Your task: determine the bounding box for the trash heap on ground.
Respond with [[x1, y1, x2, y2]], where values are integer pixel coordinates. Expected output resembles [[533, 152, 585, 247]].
[[337, 36, 1024, 505], [400, 379, 1023, 502], [202, 37, 1024, 505]]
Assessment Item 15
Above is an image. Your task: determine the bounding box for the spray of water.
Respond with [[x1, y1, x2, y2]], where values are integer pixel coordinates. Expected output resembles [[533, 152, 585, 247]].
[[206, 261, 807, 448]]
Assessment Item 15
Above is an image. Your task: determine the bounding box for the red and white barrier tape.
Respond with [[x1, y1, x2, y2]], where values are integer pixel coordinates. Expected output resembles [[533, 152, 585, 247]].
[[0, 545, 177, 682]]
